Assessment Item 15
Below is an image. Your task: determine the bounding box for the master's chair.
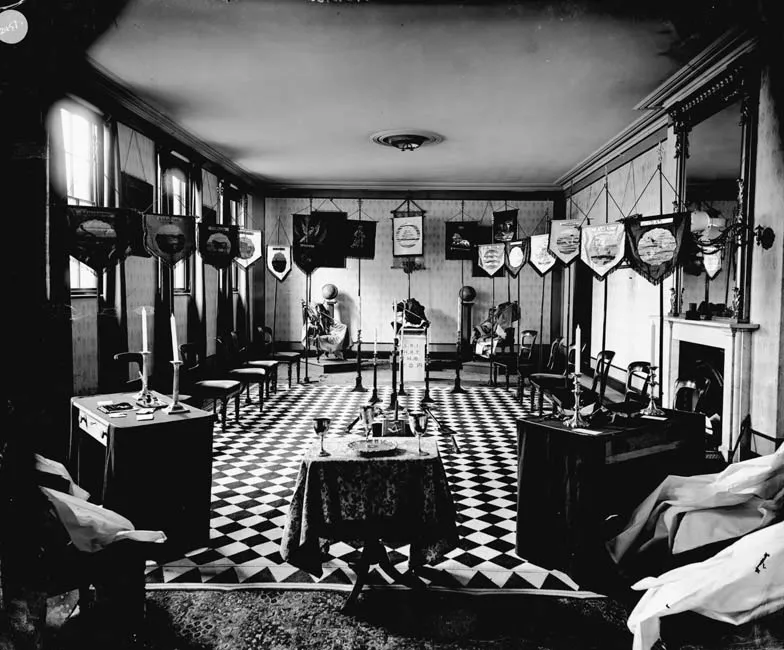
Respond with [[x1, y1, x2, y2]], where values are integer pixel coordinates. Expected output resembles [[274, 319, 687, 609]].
[[180, 343, 243, 429]]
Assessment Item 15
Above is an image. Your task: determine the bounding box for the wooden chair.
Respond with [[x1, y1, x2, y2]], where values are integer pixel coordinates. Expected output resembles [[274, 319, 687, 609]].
[[230, 331, 280, 398], [180, 343, 243, 429], [528, 337, 566, 412], [515, 330, 538, 402], [255, 326, 301, 388], [672, 377, 711, 413], [551, 349, 616, 411], [113, 351, 143, 393], [215, 336, 269, 411], [624, 361, 652, 405]]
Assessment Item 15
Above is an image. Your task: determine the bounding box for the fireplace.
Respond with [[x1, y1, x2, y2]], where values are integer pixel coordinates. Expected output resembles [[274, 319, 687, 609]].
[[662, 317, 759, 460]]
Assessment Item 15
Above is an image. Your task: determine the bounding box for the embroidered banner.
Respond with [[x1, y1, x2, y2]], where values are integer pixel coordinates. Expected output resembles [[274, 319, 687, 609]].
[[143, 213, 195, 267], [199, 223, 239, 270], [267, 245, 292, 282], [505, 239, 529, 277], [703, 250, 723, 279], [580, 222, 626, 279], [294, 211, 347, 273], [529, 234, 557, 276], [235, 229, 263, 269], [345, 220, 376, 259], [67, 206, 127, 272], [445, 221, 478, 260], [493, 209, 518, 243], [392, 215, 424, 257], [625, 212, 689, 285], [548, 219, 582, 265], [477, 243, 506, 277]]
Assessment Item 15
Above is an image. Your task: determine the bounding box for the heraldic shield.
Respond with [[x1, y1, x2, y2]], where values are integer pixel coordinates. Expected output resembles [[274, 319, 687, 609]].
[[505, 239, 530, 277], [199, 223, 239, 270], [477, 243, 506, 276], [235, 229, 263, 269], [625, 212, 689, 285], [267, 245, 292, 282], [67, 206, 128, 272], [548, 219, 582, 266], [529, 234, 557, 276], [580, 222, 625, 279], [143, 213, 196, 267]]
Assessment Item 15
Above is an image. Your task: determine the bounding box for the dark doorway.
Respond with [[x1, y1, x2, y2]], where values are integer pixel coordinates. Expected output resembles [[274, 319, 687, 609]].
[[572, 262, 594, 370]]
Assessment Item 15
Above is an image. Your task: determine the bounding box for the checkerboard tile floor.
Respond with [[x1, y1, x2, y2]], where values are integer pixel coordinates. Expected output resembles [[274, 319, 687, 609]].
[[145, 383, 589, 595]]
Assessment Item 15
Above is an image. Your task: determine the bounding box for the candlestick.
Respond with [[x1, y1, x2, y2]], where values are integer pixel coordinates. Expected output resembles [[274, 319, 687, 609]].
[[171, 313, 180, 362], [575, 325, 581, 374], [564, 373, 588, 428], [640, 365, 665, 416], [650, 321, 656, 365], [141, 307, 149, 353], [165, 360, 189, 413]]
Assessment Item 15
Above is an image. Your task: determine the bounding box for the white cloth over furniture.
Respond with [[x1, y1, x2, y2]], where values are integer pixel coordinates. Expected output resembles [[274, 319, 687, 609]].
[[627, 521, 784, 650], [608, 447, 783, 564]]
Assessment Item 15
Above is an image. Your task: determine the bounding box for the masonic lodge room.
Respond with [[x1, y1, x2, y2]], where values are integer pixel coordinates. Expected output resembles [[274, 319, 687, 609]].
[[2, 1, 782, 649]]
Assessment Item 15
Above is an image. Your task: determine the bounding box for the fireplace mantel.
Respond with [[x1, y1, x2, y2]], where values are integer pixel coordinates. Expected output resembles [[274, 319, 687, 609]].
[[662, 316, 760, 460]]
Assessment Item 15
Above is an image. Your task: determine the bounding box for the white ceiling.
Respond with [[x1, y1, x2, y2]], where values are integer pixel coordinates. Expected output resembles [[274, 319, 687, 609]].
[[89, 0, 691, 191]]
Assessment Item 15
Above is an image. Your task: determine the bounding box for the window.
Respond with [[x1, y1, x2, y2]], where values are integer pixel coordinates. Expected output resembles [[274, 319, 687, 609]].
[[60, 105, 101, 292], [160, 155, 192, 292], [228, 190, 247, 289]]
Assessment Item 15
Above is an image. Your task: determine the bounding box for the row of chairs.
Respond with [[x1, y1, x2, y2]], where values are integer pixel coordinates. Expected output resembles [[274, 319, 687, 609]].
[[517, 336, 712, 415], [114, 329, 302, 429]]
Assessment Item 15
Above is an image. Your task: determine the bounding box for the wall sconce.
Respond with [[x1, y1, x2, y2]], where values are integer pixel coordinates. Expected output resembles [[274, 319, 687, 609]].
[[691, 210, 775, 251]]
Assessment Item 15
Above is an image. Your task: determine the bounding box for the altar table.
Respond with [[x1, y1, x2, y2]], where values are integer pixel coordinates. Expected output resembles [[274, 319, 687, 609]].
[[281, 436, 458, 608], [515, 409, 704, 591], [68, 391, 215, 549]]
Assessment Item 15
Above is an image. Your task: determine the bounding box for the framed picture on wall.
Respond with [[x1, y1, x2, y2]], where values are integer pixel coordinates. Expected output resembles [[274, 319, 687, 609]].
[[392, 215, 424, 257]]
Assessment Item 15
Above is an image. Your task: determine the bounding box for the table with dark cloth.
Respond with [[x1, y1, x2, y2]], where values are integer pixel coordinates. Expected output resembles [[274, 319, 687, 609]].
[[281, 436, 458, 603]]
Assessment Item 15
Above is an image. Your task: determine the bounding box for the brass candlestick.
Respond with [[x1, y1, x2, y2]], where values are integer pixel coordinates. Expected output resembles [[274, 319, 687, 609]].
[[135, 350, 154, 407], [165, 360, 189, 414], [640, 365, 665, 416], [564, 373, 588, 429]]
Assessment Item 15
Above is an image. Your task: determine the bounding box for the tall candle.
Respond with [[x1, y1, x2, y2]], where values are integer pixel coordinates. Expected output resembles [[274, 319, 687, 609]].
[[171, 313, 180, 362], [650, 321, 656, 366], [141, 307, 149, 353], [575, 325, 581, 374]]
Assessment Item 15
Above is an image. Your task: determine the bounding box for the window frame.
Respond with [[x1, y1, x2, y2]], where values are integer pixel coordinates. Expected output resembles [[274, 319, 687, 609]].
[[159, 152, 194, 295]]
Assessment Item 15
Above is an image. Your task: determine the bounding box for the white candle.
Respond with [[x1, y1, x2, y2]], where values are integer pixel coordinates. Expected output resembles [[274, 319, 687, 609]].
[[575, 325, 581, 374], [171, 313, 180, 362], [374, 328, 378, 355], [650, 321, 656, 365], [141, 307, 149, 353]]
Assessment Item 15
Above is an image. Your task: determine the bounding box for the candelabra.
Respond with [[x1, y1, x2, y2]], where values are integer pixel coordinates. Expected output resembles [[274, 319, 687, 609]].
[[640, 365, 665, 416], [351, 329, 367, 393], [564, 373, 588, 429], [451, 331, 466, 394], [368, 349, 380, 404], [165, 360, 189, 414], [421, 338, 434, 404]]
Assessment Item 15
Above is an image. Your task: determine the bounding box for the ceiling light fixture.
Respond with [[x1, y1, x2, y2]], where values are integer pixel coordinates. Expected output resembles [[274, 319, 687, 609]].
[[371, 130, 444, 152]]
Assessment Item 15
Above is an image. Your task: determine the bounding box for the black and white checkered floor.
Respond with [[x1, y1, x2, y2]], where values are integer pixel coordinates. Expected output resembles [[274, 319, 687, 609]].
[[145, 383, 593, 596]]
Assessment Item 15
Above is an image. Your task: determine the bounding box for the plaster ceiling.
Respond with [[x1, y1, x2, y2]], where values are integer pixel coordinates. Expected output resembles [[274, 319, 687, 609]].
[[89, 0, 717, 191]]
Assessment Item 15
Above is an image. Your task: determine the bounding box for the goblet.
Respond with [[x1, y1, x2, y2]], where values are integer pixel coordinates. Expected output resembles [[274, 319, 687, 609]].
[[360, 405, 376, 445], [408, 411, 429, 455], [313, 417, 331, 457]]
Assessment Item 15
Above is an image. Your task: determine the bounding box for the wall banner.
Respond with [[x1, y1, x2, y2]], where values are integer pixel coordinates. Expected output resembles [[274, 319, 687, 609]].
[[477, 243, 506, 276], [293, 211, 347, 273], [625, 212, 689, 285], [345, 219, 376, 259], [67, 206, 128, 272], [505, 239, 529, 277], [548, 219, 582, 265], [703, 250, 723, 280], [235, 229, 263, 269], [267, 245, 292, 282], [143, 213, 195, 267], [493, 209, 518, 243], [199, 223, 239, 270], [529, 234, 557, 276], [392, 215, 424, 257], [445, 221, 478, 260], [580, 222, 626, 279]]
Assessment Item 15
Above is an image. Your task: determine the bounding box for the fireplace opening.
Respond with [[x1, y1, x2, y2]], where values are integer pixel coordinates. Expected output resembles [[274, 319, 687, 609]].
[[678, 342, 724, 447]]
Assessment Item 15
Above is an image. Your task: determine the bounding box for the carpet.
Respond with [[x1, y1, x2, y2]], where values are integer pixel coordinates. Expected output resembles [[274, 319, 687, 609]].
[[37, 588, 784, 650]]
